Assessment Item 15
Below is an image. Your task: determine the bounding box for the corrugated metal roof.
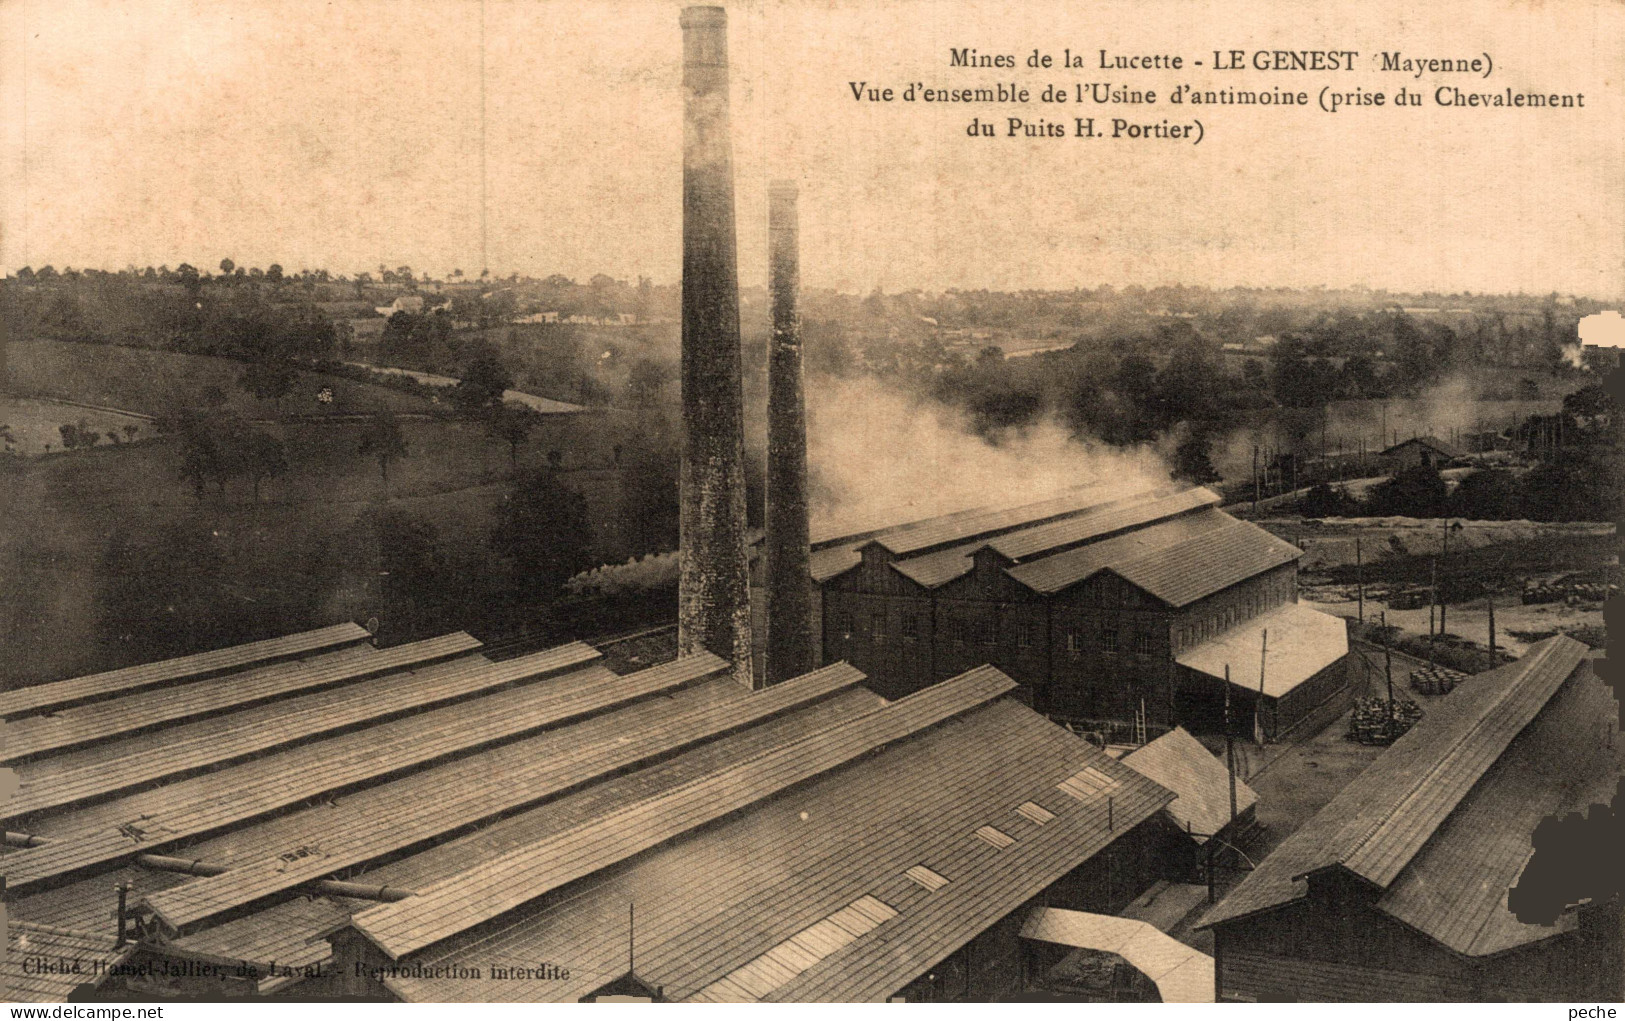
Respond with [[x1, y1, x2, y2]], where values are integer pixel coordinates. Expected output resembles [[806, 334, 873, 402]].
[[0, 623, 370, 720], [142, 661, 870, 933], [2, 922, 133, 1003], [1200, 636, 1593, 934], [887, 486, 1198, 589], [384, 698, 1172, 1003], [4, 643, 600, 821], [1174, 603, 1347, 700], [992, 487, 1220, 562], [352, 665, 1015, 960], [1337, 636, 1589, 888], [809, 546, 862, 583], [4, 687, 890, 980], [1107, 519, 1303, 607], [1122, 727, 1259, 842], [690, 896, 898, 1002], [1380, 435, 1462, 458], [1005, 509, 1235, 595], [1, 632, 482, 763], [1021, 907, 1214, 1003], [4, 654, 725, 889], [1377, 657, 1617, 956], [870, 484, 1114, 557]]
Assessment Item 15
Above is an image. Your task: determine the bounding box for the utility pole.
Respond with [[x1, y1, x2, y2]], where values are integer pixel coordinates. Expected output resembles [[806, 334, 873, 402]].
[[1430, 556, 1438, 638], [1224, 665, 1238, 826], [1355, 535, 1364, 622], [1380, 610, 1394, 708], [1486, 588, 1497, 652], [1439, 520, 1451, 635], [1255, 629, 1269, 746], [1252, 444, 1260, 514]]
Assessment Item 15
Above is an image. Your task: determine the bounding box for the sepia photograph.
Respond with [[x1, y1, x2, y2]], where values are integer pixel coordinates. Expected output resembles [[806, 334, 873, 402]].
[[1, 0, 1621, 1006]]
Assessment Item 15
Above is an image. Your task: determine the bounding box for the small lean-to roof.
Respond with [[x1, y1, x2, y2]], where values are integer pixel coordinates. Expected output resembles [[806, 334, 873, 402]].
[[2, 922, 133, 1003], [1175, 603, 1347, 700], [1020, 908, 1214, 1003], [1123, 727, 1259, 841], [0, 623, 371, 720], [1200, 636, 1596, 952]]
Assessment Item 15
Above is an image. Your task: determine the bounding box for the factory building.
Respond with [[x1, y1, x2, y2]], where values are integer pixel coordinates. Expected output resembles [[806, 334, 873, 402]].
[[0, 622, 1189, 1002], [812, 484, 1350, 739], [1201, 635, 1624, 1002]]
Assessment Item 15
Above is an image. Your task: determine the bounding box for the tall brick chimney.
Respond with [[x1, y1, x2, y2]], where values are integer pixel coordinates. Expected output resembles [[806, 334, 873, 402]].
[[765, 180, 815, 685], [678, 5, 753, 687]]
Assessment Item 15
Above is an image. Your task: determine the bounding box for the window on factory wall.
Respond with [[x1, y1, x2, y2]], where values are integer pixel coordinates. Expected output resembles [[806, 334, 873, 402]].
[[950, 615, 967, 646], [1066, 631, 1081, 658], [1135, 632, 1155, 656], [979, 616, 997, 646], [872, 611, 887, 643], [901, 613, 919, 642], [1101, 627, 1119, 655], [1016, 620, 1034, 649], [838, 612, 854, 642]]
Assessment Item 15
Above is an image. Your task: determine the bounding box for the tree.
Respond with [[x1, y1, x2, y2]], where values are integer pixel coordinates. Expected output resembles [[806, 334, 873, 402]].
[[337, 506, 451, 637], [358, 410, 409, 485], [122, 424, 140, 442], [1366, 463, 1448, 517], [1171, 430, 1222, 485], [1449, 468, 1519, 520], [487, 402, 540, 467], [489, 466, 596, 600], [266, 264, 284, 284], [452, 352, 514, 415], [625, 358, 672, 408], [237, 360, 298, 414], [219, 258, 235, 276], [242, 431, 288, 501], [175, 263, 202, 297]]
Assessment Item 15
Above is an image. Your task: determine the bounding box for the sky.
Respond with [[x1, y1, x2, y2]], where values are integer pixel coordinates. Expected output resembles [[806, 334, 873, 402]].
[[1, 0, 1622, 297]]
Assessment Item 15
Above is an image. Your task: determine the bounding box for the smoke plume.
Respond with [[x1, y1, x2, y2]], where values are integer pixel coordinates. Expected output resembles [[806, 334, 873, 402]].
[[803, 375, 1172, 539]]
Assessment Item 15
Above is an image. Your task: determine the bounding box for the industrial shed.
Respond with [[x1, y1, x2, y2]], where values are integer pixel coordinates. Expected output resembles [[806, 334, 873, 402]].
[[1377, 435, 1463, 472], [812, 483, 1348, 736], [1, 622, 1182, 1002], [1174, 602, 1350, 740], [1122, 727, 1258, 846], [1200, 635, 1624, 1002]]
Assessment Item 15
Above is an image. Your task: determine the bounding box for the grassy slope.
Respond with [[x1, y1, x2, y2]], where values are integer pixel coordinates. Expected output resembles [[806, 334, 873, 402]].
[[6, 338, 431, 418], [0, 343, 631, 688]]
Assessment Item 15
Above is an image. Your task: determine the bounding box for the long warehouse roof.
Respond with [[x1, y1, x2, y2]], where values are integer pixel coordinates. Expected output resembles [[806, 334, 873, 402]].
[[1201, 636, 1617, 958], [381, 690, 1171, 1002], [2, 622, 1163, 1003], [0, 622, 370, 720]]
